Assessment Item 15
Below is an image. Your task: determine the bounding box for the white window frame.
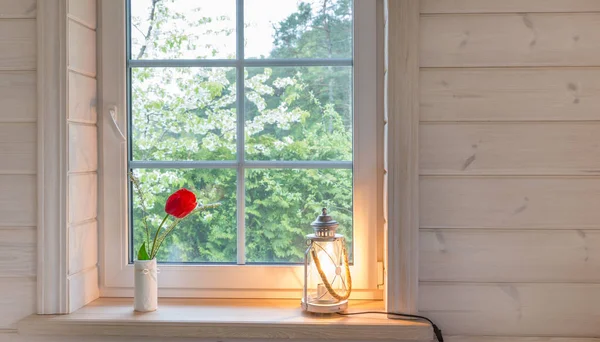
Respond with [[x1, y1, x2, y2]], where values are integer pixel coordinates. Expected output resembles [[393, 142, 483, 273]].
[[99, 0, 380, 299]]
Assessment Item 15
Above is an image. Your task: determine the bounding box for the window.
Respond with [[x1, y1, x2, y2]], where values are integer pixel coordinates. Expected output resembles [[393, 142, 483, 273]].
[[100, 0, 379, 298]]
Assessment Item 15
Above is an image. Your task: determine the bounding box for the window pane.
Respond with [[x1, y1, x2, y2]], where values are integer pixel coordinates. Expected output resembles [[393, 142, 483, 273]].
[[245, 169, 352, 263], [130, 0, 236, 59], [131, 67, 237, 161], [244, 66, 352, 161], [131, 168, 237, 263], [244, 0, 353, 59]]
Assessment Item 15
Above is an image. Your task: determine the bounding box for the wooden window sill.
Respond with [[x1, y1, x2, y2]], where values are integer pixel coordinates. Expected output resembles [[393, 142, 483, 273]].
[[17, 298, 433, 341]]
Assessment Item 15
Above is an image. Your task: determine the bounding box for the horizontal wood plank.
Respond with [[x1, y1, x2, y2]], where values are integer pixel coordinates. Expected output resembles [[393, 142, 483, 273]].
[[2, 331, 430, 342], [0, 123, 35, 174], [446, 337, 600, 342], [4, 333, 591, 342], [0, 229, 35, 277], [68, 124, 97, 172], [19, 298, 431, 341], [420, 68, 600, 122], [420, 123, 600, 175], [68, 71, 97, 124], [68, 266, 99, 312], [421, 14, 600, 67], [420, 282, 600, 336], [0, 20, 35, 70], [421, 0, 600, 14], [0, 72, 36, 122], [0, 0, 36, 18], [0, 175, 35, 226], [68, 221, 97, 275], [68, 20, 96, 76], [420, 177, 600, 229], [67, 0, 96, 29], [420, 229, 600, 282], [68, 173, 97, 224], [2, 332, 428, 342], [0, 277, 35, 329]]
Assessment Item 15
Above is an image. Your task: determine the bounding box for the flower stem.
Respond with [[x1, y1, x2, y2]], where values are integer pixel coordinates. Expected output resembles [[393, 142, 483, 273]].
[[150, 213, 169, 260], [129, 172, 151, 254], [151, 218, 181, 260]]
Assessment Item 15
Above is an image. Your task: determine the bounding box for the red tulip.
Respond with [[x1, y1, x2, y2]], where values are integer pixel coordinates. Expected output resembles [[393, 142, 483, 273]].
[[165, 189, 197, 219]]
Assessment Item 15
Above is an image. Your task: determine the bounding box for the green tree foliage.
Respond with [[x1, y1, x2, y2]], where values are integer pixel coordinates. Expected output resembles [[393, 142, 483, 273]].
[[130, 0, 353, 263]]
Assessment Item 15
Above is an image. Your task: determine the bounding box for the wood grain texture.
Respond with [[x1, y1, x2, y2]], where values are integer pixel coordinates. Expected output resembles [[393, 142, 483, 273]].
[[68, 124, 97, 173], [445, 337, 600, 342], [420, 229, 600, 282], [68, 220, 97, 275], [420, 177, 600, 229], [0, 229, 35, 277], [0, 175, 35, 226], [37, 0, 69, 315], [0, 0, 36, 18], [376, 0, 384, 262], [0, 277, 35, 329], [68, 71, 97, 123], [0, 72, 36, 122], [420, 123, 600, 175], [0, 19, 35, 70], [421, 0, 600, 14], [0, 331, 429, 342], [0, 123, 35, 174], [67, 0, 96, 29], [420, 68, 600, 122], [19, 298, 432, 341], [421, 14, 600, 67], [1, 334, 590, 342], [385, 0, 420, 314], [67, 20, 96, 76], [0, 331, 427, 342], [67, 173, 97, 224], [68, 265, 98, 312], [420, 282, 600, 336]]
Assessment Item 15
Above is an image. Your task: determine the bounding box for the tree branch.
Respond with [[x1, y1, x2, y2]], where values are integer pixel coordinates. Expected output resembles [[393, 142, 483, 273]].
[[137, 0, 160, 59], [132, 23, 148, 39]]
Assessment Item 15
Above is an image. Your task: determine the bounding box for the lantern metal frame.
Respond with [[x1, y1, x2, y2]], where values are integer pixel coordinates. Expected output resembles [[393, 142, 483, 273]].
[[302, 209, 352, 313]]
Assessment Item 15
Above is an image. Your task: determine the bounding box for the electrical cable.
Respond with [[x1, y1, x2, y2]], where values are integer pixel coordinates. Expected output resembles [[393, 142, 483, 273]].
[[337, 311, 443, 342]]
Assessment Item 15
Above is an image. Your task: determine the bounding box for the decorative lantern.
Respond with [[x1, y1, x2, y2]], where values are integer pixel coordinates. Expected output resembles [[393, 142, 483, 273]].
[[302, 208, 352, 313]]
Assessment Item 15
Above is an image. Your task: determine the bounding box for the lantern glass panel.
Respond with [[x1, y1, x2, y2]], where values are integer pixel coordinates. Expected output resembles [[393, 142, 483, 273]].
[[304, 236, 349, 311]]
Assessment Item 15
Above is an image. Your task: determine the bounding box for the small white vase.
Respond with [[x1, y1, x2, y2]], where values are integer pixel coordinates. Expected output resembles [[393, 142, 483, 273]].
[[134, 259, 158, 312]]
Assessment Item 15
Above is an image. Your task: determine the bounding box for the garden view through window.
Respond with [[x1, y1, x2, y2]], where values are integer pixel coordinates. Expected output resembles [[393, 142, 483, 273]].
[[128, 0, 354, 264]]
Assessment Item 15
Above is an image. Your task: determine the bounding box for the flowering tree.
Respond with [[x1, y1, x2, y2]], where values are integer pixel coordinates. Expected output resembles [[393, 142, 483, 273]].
[[131, 0, 353, 263]]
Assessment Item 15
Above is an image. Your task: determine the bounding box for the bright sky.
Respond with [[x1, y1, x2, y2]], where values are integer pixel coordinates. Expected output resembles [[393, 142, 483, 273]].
[[131, 0, 300, 58]]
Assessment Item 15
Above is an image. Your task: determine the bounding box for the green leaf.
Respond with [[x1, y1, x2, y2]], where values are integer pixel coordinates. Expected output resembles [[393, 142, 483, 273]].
[[137, 242, 151, 260]]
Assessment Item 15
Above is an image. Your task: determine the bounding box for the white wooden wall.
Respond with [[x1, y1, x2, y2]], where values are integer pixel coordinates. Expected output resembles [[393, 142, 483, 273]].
[[0, 0, 98, 338], [417, 0, 600, 340], [2, 0, 600, 341], [0, 0, 37, 332]]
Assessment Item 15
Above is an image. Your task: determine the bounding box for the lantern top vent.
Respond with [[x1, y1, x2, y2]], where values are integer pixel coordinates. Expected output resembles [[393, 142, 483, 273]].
[[311, 208, 339, 238]]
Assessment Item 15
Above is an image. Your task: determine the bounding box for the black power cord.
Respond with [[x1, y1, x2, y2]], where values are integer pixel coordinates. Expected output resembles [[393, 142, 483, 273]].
[[337, 311, 443, 342]]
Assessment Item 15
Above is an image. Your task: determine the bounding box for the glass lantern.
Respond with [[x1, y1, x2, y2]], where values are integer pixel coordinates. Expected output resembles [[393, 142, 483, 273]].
[[302, 208, 351, 313]]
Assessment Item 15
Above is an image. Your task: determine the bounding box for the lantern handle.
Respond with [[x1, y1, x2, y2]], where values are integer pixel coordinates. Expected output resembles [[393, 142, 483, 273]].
[[311, 238, 352, 301]]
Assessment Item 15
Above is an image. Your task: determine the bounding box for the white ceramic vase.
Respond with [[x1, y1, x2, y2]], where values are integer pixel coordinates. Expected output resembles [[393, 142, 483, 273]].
[[134, 259, 158, 312]]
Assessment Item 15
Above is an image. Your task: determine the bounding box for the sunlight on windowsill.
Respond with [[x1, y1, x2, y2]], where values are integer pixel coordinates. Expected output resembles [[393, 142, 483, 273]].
[[18, 298, 433, 341]]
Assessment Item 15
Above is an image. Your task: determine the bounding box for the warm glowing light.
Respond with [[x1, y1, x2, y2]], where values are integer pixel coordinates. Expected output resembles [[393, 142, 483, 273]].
[[317, 249, 337, 281]]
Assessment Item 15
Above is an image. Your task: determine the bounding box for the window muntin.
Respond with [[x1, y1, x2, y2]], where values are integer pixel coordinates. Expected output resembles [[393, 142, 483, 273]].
[[128, 0, 355, 264]]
